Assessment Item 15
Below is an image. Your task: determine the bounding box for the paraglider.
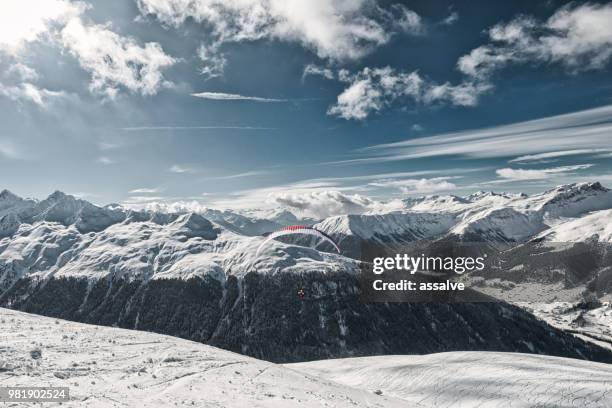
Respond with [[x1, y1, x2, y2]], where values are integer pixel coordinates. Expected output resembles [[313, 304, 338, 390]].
[[297, 288, 305, 299], [256, 225, 341, 256]]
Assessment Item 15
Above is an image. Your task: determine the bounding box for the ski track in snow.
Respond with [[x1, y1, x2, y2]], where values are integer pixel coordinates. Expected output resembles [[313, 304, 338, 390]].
[[290, 352, 612, 408], [0, 308, 411, 407], [2, 308, 611, 407]]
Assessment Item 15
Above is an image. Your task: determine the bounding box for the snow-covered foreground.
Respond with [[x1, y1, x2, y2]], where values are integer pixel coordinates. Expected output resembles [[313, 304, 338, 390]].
[[0, 308, 409, 407], [2, 309, 612, 408], [291, 352, 612, 408]]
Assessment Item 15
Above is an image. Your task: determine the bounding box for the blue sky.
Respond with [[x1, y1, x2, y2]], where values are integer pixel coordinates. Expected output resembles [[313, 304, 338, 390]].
[[1, 0, 612, 216]]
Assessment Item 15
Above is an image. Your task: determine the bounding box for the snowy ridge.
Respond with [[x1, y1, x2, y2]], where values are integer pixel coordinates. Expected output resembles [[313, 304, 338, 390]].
[[0, 214, 359, 285]]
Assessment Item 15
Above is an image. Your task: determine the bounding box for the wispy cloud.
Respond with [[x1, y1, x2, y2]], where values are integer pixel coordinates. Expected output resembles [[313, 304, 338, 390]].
[[96, 156, 115, 165], [300, 168, 487, 184], [191, 92, 289, 102], [169, 164, 195, 174], [123, 195, 166, 204], [6, 63, 39, 82], [203, 170, 269, 180], [97, 141, 121, 150], [344, 104, 612, 163], [440, 12, 459, 26], [508, 149, 612, 163], [302, 64, 334, 81], [496, 164, 593, 180], [0, 140, 22, 159], [0, 82, 68, 108], [120, 125, 275, 131], [129, 188, 161, 194]]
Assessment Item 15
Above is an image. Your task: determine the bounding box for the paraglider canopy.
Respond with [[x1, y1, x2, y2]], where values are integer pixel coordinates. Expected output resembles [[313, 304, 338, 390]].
[[256, 225, 341, 256]]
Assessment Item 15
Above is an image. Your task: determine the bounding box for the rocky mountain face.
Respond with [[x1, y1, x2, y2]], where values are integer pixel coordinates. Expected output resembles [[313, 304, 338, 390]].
[[1, 183, 612, 363]]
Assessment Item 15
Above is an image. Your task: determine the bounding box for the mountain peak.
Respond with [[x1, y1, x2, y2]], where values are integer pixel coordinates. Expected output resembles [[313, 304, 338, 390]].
[[0, 189, 21, 201], [548, 182, 609, 195], [47, 190, 72, 201], [174, 212, 218, 239]]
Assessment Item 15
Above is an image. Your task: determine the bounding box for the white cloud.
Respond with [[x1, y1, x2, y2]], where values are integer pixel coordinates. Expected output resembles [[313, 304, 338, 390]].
[[496, 164, 593, 180], [203, 170, 268, 180], [458, 3, 612, 79], [1, 62, 67, 108], [169, 164, 195, 173], [0, 82, 67, 107], [61, 18, 176, 98], [197, 43, 226, 79], [129, 188, 161, 194], [0, 0, 83, 55], [123, 195, 167, 204], [191, 91, 286, 102], [368, 177, 458, 194], [328, 76, 385, 120], [350, 104, 612, 163], [5, 63, 39, 82], [302, 64, 334, 80], [96, 156, 115, 165], [120, 125, 274, 131], [1, 2, 177, 100], [327, 66, 489, 120], [509, 149, 612, 163], [388, 4, 424, 35], [270, 190, 374, 218], [137, 0, 421, 61], [440, 12, 459, 26]]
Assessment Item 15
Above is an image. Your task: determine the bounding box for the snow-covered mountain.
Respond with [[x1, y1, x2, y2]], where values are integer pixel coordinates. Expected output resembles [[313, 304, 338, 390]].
[[1, 183, 612, 363], [297, 182, 612, 258], [535, 209, 612, 243], [4, 308, 610, 407]]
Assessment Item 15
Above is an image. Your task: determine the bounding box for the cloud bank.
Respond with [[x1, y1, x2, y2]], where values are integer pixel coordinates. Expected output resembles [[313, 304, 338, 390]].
[[137, 0, 421, 61]]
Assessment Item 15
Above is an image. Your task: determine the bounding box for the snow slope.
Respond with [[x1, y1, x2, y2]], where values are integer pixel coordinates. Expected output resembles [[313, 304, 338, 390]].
[[3, 308, 611, 408], [534, 209, 612, 243], [0, 308, 409, 407], [291, 352, 612, 408]]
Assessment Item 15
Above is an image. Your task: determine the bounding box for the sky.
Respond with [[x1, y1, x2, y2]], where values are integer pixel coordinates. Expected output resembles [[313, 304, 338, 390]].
[[1, 0, 612, 217]]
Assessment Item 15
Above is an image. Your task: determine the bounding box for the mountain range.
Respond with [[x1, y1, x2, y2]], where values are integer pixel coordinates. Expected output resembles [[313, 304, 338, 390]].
[[1, 182, 612, 363]]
